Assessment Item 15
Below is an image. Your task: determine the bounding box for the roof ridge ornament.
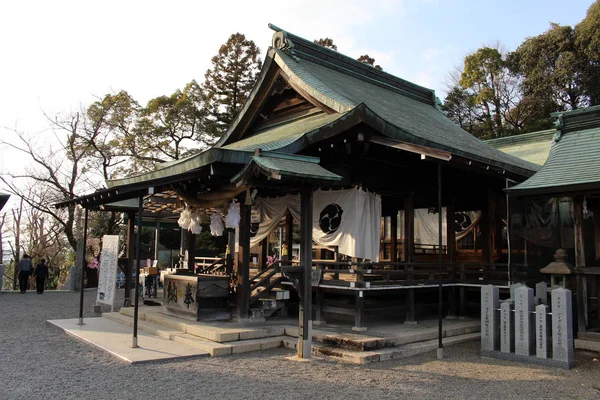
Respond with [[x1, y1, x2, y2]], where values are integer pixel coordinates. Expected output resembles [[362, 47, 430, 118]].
[[271, 28, 299, 62], [553, 114, 564, 143]]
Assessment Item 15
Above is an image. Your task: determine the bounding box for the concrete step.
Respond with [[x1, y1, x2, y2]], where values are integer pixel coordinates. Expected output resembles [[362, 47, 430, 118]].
[[171, 334, 233, 356], [574, 338, 600, 353], [282, 321, 480, 351], [103, 312, 183, 340], [282, 332, 480, 365], [229, 336, 286, 354]]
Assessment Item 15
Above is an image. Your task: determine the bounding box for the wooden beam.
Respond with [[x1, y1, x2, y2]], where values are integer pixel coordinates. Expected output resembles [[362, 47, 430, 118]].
[[367, 136, 452, 161]]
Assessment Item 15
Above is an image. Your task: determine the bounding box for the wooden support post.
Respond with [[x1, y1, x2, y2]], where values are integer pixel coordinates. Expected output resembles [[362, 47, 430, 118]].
[[298, 185, 313, 359], [154, 219, 160, 261], [405, 288, 416, 324], [260, 237, 268, 271], [459, 286, 467, 318], [314, 285, 325, 325], [391, 211, 398, 262], [594, 202, 600, 261], [403, 194, 414, 263], [574, 197, 588, 333], [446, 204, 457, 319], [124, 212, 135, 307], [237, 198, 251, 321], [285, 212, 293, 264], [226, 230, 235, 276], [354, 291, 366, 332]]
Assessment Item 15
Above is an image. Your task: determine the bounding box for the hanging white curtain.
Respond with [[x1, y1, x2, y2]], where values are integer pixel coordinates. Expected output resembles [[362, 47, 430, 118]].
[[249, 195, 299, 247], [311, 188, 381, 261], [247, 188, 381, 261], [414, 208, 447, 246]]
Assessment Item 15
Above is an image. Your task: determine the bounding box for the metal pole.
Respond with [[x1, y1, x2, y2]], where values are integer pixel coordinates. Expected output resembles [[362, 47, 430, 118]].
[[132, 195, 143, 348], [437, 164, 444, 359], [77, 207, 89, 325]]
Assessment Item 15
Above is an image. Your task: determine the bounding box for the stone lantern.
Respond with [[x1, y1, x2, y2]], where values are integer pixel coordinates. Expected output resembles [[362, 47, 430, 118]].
[[540, 248, 574, 289]]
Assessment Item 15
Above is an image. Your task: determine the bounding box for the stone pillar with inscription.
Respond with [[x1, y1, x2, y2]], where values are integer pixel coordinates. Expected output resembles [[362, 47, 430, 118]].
[[481, 285, 499, 351], [500, 300, 514, 353], [551, 287, 574, 367], [535, 304, 549, 359], [515, 286, 534, 356], [535, 281, 548, 306]]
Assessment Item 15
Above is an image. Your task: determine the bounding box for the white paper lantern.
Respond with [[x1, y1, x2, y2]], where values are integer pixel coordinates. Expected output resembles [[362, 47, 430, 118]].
[[225, 200, 240, 229], [210, 213, 224, 236]]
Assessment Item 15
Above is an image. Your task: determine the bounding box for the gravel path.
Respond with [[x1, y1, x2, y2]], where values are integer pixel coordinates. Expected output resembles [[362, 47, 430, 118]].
[[1, 290, 599, 400]]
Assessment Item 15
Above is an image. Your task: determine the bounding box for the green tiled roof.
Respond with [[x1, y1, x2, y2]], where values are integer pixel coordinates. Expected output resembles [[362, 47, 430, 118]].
[[223, 112, 344, 152], [231, 152, 342, 183], [485, 130, 555, 165], [507, 127, 600, 196]]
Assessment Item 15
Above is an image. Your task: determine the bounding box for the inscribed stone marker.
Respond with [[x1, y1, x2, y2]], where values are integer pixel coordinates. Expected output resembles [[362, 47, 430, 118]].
[[481, 285, 499, 351], [535, 281, 548, 305], [535, 304, 549, 359], [510, 283, 525, 301], [551, 288, 574, 365], [515, 286, 534, 356], [500, 301, 514, 353]]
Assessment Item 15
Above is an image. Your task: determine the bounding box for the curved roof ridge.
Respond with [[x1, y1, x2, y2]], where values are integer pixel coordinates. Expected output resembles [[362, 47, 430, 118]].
[[268, 23, 436, 105]]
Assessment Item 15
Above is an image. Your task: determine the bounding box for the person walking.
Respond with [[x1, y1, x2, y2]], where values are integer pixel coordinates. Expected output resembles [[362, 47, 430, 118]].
[[18, 254, 33, 293], [34, 259, 49, 294]]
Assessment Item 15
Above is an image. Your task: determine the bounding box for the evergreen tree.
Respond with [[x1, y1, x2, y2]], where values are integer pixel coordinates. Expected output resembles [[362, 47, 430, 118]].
[[204, 33, 262, 135], [575, 0, 600, 105]]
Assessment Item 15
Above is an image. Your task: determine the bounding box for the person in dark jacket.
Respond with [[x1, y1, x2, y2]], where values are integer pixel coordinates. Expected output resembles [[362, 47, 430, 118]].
[[18, 254, 33, 293], [34, 259, 49, 294]]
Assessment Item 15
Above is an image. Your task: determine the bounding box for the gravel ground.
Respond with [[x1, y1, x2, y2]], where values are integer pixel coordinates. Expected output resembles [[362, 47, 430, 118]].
[[1, 290, 599, 400]]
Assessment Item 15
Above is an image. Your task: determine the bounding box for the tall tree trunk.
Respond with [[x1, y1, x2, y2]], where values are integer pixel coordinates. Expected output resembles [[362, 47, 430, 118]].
[[12, 198, 23, 290]]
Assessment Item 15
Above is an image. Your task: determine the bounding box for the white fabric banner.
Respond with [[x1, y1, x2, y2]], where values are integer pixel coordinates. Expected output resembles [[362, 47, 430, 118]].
[[312, 188, 381, 261], [97, 235, 120, 306], [249, 188, 381, 261]]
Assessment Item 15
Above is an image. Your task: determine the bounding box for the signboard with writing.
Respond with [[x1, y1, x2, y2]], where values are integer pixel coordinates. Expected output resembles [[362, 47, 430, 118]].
[[96, 235, 120, 307]]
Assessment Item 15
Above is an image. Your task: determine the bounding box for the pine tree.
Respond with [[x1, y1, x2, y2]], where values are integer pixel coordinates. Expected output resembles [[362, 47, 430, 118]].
[[357, 54, 383, 70], [203, 33, 262, 135], [313, 38, 338, 51]]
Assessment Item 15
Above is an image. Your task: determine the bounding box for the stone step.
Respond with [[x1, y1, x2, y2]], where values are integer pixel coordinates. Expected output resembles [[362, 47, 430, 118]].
[[282, 321, 480, 351], [229, 336, 286, 354], [574, 338, 600, 353], [282, 332, 480, 364], [118, 306, 285, 343], [171, 334, 233, 356], [104, 312, 183, 340]]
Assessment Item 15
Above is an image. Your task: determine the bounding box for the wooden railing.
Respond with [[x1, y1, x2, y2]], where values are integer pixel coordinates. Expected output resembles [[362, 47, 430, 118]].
[[310, 260, 511, 288]]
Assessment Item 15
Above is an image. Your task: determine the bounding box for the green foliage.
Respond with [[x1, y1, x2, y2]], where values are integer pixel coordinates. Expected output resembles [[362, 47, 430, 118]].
[[575, 0, 600, 105], [510, 23, 585, 110], [203, 33, 262, 135]]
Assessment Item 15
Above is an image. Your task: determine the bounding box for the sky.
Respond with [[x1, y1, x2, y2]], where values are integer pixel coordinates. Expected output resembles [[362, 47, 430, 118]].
[[0, 0, 595, 205]]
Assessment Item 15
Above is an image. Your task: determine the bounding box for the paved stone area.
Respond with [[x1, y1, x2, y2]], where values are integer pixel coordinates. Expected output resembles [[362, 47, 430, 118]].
[[1, 290, 600, 399]]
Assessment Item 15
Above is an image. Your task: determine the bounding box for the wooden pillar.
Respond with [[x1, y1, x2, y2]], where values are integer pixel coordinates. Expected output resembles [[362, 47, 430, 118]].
[[446, 204, 457, 318], [391, 211, 398, 262], [285, 212, 293, 263], [226, 230, 235, 276], [236, 198, 251, 321], [259, 237, 268, 271], [124, 212, 135, 307], [354, 291, 366, 331], [298, 185, 313, 359], [404, 194, 416, 324], [154, 219, 160, 261], [403, 193, 414, 263], [574, 197, 588, 333], [482, 190, 497, 265], [315, 288, 325, 325], [594, 202, 600, 261]]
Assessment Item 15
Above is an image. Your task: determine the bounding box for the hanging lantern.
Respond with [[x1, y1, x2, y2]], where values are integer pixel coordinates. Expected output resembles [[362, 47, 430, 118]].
[[210, 213, 224, 236], [225, 200, 240, 229]]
